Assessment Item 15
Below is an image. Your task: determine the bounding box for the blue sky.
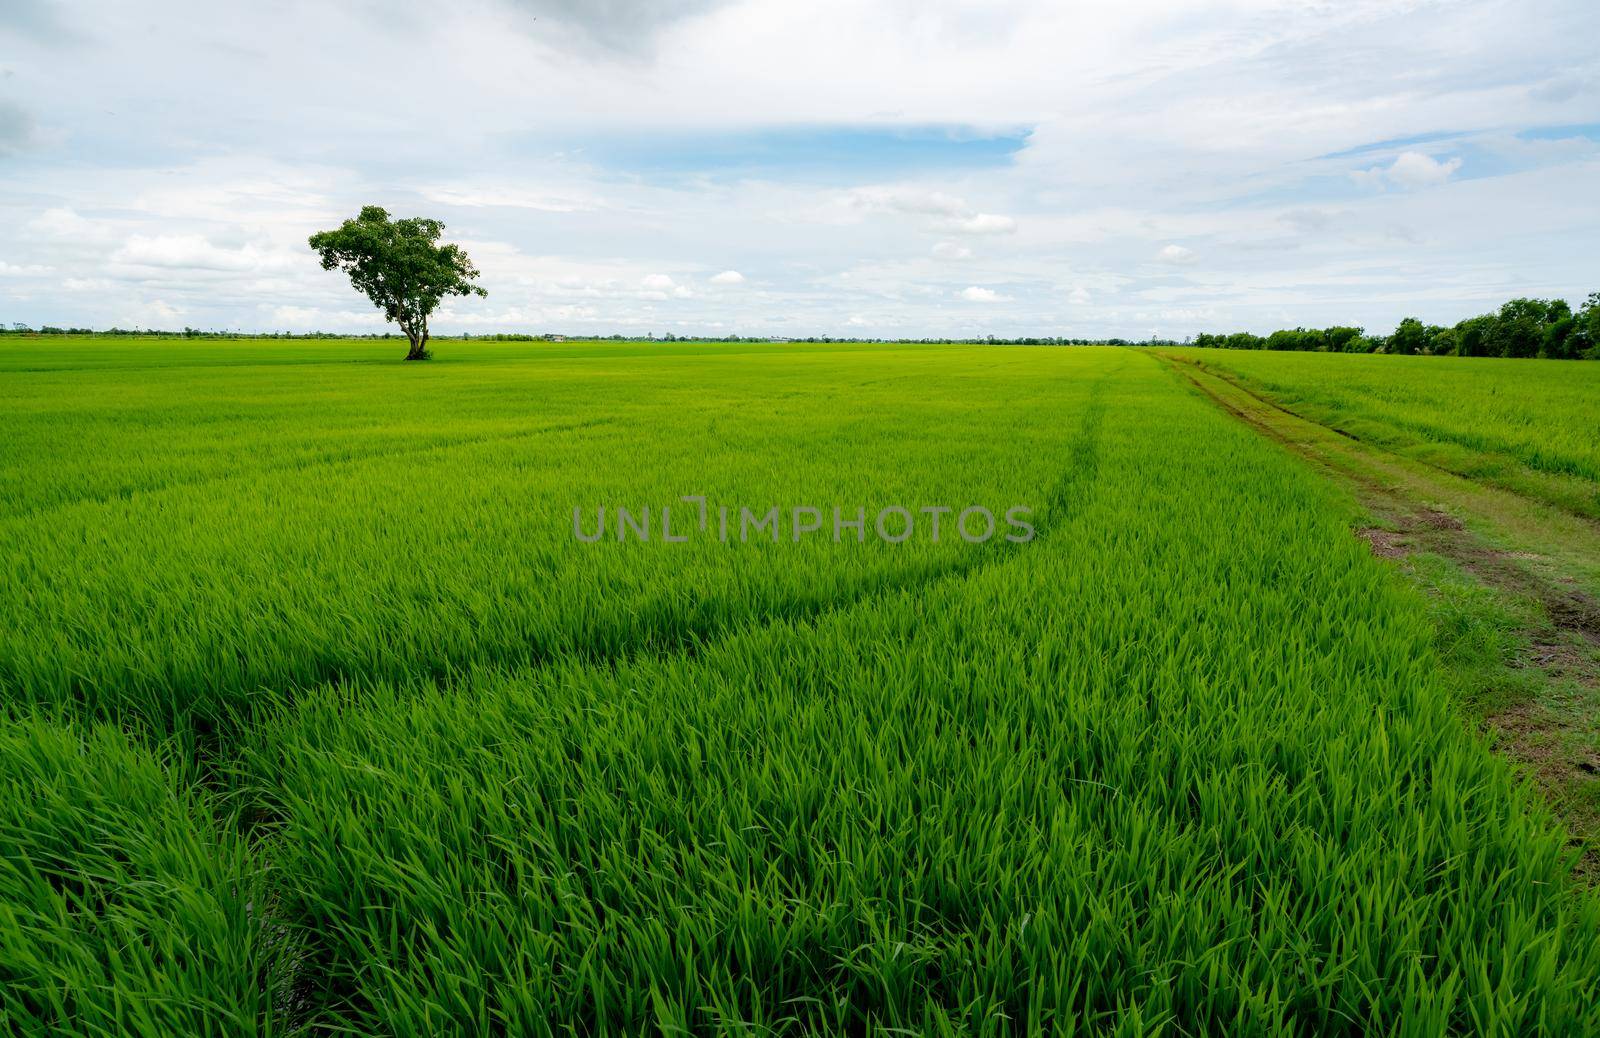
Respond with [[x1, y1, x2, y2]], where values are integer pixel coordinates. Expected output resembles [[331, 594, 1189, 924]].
[[1, 0, 1597, 339], [520, 125, 1033, 182]]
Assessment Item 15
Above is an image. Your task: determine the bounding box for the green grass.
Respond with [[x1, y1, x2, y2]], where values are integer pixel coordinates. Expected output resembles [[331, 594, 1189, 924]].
[[0, 717, 281, 1036], [1164, 348, 1600, 518], [3, 336, 1599, 1034]]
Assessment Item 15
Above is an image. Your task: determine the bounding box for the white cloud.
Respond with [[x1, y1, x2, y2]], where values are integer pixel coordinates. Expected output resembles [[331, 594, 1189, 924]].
[[1156, 244, 1196, 265], [26, 207, 105, 242], [267, 305, 388, 330], [420, 185, 602, 213], [1280, 208, 1347, 232], [846, 187, 970, 218], [639, 273, 692, 299], [1356, 151, 1464, 191], [119, 299, 185, 326], [1067, 286, 1091, 304], [944, 213, 1017, 236], [709, 269, 744, 284], [435, 303, 601, 326], [1382, 151, 1464, 189], [931, 242, 972, 260], [111, 234, 296, 273], [960, 286, 1008, 302], [844, 187, 1017, 237]]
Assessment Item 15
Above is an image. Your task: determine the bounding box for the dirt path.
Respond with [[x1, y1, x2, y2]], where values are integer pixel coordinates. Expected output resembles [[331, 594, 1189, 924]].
[[1150, 349, 1600, 875]]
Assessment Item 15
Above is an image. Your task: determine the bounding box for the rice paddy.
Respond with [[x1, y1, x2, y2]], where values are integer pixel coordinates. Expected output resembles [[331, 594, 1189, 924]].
[[3, 336, 1599, 1035]]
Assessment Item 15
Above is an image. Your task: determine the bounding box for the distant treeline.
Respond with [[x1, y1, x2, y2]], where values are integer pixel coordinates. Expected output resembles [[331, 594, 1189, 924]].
[[0, 325, 1173, 346], [7, 295, 1599, 357], [1192, 294, 1600, 360], [0, 325, 364, 339]]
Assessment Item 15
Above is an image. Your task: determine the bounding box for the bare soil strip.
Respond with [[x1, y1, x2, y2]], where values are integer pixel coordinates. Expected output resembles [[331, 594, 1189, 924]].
[[1151, 350, 1600, 873]]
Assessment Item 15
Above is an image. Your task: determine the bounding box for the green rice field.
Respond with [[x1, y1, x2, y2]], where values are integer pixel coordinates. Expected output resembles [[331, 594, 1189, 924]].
[[3, 336, 1599, 1035]]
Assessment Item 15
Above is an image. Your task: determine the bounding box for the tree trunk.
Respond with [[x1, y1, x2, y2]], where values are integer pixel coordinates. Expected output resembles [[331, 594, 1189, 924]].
[[404, 329, 429, 361]]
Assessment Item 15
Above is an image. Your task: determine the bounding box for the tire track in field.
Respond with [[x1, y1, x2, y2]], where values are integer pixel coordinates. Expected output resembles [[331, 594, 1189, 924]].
[[305, 373, 1108, 693]]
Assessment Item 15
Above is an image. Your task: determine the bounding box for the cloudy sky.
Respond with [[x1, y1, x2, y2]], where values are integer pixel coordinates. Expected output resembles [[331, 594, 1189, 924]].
[[1, 0, 1597, 339]]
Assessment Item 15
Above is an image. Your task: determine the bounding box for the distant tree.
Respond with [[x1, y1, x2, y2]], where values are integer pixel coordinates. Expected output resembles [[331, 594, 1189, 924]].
[[1485, 298, 1559, 359], [1323, 326, 1363, 352], [1387, 317, 1427, 356], [1454, 315, 1493, 356], [1542, 315, 1578, 359], [1266, 328, 1322, 351], [1574, 292, 1600, 358], [1428, 326, 1459, 357], [308, 206, 486, 361]]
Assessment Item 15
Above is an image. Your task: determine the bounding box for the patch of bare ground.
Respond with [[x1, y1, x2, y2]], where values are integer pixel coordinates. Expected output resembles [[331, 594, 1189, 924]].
[[1486, 697, 1600, 880], [1356, 527, 1409, 560]]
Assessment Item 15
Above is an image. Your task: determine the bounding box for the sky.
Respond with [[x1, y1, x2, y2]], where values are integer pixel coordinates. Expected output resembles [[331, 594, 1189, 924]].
[[0, 0, 1597, 340]]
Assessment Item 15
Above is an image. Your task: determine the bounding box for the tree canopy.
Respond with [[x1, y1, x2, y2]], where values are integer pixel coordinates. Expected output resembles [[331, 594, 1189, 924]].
[[308, 206, 486, 360]]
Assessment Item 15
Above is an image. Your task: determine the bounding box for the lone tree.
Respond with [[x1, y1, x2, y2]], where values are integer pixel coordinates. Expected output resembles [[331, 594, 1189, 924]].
[[308, 206, 485, 360]]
